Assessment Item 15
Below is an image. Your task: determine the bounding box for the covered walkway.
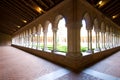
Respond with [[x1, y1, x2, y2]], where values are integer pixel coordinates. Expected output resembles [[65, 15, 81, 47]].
[[1, 46, 120, 80]]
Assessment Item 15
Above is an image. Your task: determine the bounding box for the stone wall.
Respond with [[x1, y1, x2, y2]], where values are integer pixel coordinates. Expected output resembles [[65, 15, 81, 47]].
[[12, 44, 120, 71], [0, 33, 11, 46]]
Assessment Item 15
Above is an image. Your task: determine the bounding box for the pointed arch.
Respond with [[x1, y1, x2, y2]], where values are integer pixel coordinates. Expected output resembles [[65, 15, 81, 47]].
[[94, 18, 99, 31], [83, 12, 92, 30], [54, 14, 66, 29], [54, 14, 67, 52], [42, 20, 53, 51], [47, 22, 53, 50], [44, 20, 51, 32], [101, 22, 106, 32], [33, 26, 37, 34], [37, 24, 42, 35], [100, 22, 106, 50]]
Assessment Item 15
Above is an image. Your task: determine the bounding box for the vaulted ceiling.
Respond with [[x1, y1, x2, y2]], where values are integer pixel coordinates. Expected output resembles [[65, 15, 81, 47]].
[[0, 0, 119, 35]]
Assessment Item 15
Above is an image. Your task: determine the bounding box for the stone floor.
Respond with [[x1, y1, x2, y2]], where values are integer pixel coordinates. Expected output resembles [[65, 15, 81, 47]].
[[0, 46, 120, 80]]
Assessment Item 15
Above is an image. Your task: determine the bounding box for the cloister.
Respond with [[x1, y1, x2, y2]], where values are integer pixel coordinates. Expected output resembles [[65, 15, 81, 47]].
[[11, 0, 120, 71]]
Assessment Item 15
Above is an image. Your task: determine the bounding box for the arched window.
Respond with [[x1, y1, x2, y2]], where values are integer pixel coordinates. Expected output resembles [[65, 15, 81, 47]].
[[47, 23, 53, 50], [57, 18, 67, 52], [81, 19, 87, 52]]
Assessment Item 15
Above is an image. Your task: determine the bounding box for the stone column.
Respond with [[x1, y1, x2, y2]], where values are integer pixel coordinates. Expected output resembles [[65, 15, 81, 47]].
[[86, 29, 93, 53], [28, 34, 30, 47], [90, 30, 93, 53], [95, 31, 101, 51], [36, 34, 39, 49], [101, 32, 106, 50], [37, 34, 40, 50], [43, 31, 47, 51], [52, 28, 57, 52], [103, 32, 106, 49], [66, 22, 82, 59], [87, 30, 90, 50], [65, 0, 82, 59], [98, 31, 101, 50], [31, 34, 34, 48], [111, 33, 113, 47], [96, 32, 98, 49]]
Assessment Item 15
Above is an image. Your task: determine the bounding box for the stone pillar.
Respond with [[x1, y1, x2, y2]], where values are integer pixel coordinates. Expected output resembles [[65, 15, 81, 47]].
[[106, 32, 108, 48], [28, 33, 30, 47], [36, 34, 39, 49], [90, 30, 93, 53], [86, 29, 93, 53], [66, 22, 82, 59], [111, 32, 114, 47], [87, 30, 90, 50], [96, 32, 98, 49], [110, 28, 113, 48], [95, 31, 101, 51], [65, 0, 82, 59], [98, 32, 101, 50], [43, 31, 47, 51], [31, 34, 34, 48], [52, 28, 57, 52], [103, 32, 106, 49], [101, 32, 106, 50], [37, 34, 40, 50]]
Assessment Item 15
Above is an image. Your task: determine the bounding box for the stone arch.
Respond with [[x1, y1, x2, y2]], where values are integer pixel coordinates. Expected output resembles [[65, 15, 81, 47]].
[[82, 12, 92, 30], [53, 14, 67, 52], [29, 28, 32, 35], [44, 20, 52, 32], [33, 26, 37, 34], [93, 18, 100, 32], [37, 24, 42, 35], [106, 25, 109, 32], [101, 22, 106, 32], [54, 14, 67, 30], [26, 29, 28, 35]]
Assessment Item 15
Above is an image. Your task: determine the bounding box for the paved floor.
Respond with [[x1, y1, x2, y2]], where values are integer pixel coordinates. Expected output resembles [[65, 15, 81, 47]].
[[0, 46, 120, 80]]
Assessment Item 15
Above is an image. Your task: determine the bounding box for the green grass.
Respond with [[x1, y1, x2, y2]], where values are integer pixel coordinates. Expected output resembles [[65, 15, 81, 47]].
[[47, 45, 67, 52], [57, 45, 67, 53], [47, 45, 53, 50], [80, 47, 95, 52], [30, 44, 91, 53], [29, 44, 92, 53], [81, 47, 88, 52]]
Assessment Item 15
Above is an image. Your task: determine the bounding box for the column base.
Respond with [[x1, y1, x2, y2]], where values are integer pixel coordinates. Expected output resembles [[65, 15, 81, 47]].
[[42, 48, 48, 51], [66, 52, 82, 60], [86, 49, 94, 53], [51, 49, 58, 53], [101, 47, 106, 51], [94, 48, 101, 52]]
